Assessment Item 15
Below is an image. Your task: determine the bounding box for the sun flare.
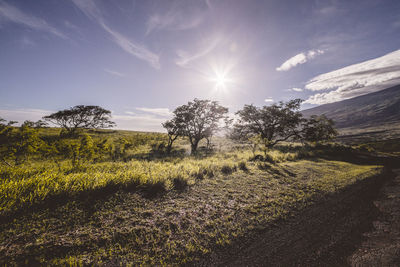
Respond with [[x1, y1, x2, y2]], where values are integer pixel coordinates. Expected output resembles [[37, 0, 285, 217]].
[[214, 72, 228, 88], [208, 67, 234, 91]]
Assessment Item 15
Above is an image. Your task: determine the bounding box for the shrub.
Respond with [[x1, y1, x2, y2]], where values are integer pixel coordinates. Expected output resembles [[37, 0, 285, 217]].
[[264, 153, 275, 163], [220, 164, 236, 175], [172, 176, 188, 191], [257, 162, 271, 170], [249, 154, 264, 161], [238, 161, 248, 171]]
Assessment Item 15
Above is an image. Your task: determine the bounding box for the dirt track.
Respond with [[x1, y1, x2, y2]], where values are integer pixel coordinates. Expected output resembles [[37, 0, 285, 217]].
[[349, 169, 400, 266], [195, 169, 390, 266]]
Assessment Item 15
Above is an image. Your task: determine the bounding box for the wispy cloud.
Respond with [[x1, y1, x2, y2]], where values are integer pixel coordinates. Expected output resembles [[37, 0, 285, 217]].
[[0, 107, 166, 132], [291, 87, 303, 92], [146, 10, 204, 35], [264, 97, 274, 103], [113, 114, 166, 132], [0, 108, 52, 124], [304, 49, 400, 104], [0, 1, 67, 39], [276, 49, 324, 71], [101, 23, 160, 69], [71, 0, 160, 69], [20, 36, 36, 48], [175, 37, 220, 67], [135, 107, 172, 117], [145, 0, 209, 35], [104, 69, 125, 77]]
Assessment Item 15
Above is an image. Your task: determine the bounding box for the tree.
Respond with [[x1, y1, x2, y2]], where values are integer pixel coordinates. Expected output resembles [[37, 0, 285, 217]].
[[11, 121, 43, 164], [301, 115, 337, 143], [22, 120, 48, 128], [232, 99, 303, 154], [170, 99, 229, 154], [162, 118, 182, 154], [0, 118, 17, 166], [43, 105, 115, 134]]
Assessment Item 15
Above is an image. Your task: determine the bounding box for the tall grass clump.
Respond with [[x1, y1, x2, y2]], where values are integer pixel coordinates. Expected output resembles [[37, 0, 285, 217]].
[[0, 151, 253, 214]]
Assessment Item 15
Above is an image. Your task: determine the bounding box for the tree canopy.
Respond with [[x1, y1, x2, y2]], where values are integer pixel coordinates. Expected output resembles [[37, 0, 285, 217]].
[[232, 99, 304, 150], [301, 115, 337, 143], [43, 105, 115, 134], [164, 99, 229, 154]]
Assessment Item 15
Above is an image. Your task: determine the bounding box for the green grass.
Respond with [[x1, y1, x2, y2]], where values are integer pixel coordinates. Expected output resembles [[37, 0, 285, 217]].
[[0, 149, 299, 215], [0, 157, 383, 265], [0, 128, 390, 265]]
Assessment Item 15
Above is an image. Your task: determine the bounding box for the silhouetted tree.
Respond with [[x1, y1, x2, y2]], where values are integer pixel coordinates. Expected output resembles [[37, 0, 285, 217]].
[[22, 120, 48, 128], [301, 115, 337, 143], [43, 105, 115, 134], [162, 118, 182, 154], [232, 99, 303, 153], [171, 99, 229, 154]]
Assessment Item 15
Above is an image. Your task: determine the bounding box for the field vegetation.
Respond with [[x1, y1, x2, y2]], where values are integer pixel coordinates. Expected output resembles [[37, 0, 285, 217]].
[[0, 99, 390, 265]]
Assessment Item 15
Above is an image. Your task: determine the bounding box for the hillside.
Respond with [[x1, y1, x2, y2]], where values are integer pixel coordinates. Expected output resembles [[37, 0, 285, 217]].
[[302, 84, 400, 129]]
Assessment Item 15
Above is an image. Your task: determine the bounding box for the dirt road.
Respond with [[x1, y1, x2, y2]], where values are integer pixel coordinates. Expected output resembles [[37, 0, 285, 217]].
[[349, 169, 400, 266]]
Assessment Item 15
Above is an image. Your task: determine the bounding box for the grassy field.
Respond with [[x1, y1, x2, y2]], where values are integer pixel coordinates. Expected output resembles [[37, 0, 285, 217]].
[[0, 128, 387, 265]]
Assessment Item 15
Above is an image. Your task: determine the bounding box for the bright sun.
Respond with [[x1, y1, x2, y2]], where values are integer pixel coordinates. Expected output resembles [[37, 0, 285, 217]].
[[214, 72, 228, 88], [208, 68, 233, 91]]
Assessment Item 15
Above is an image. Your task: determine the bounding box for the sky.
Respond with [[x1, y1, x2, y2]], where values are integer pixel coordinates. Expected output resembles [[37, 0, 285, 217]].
[[1, 0, 400, 132]]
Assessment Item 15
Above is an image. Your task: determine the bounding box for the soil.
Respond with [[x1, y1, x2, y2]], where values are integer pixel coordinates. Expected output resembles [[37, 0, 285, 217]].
[[348, 169, 400, 266], [195, 168, 397, 266]]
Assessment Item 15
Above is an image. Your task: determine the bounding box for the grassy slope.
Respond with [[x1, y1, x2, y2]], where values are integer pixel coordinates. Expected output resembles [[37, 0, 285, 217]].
[[0, 158, 382, 265]]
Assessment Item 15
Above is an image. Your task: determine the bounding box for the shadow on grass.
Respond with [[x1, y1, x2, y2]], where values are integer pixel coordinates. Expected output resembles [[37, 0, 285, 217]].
[[0, 178, 170, 224]]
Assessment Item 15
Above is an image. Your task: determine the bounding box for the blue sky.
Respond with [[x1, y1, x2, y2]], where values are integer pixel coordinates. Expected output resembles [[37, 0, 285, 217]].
[[1, 0, 400, 131]]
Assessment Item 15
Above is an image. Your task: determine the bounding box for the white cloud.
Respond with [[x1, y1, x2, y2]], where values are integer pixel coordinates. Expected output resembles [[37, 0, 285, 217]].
[[104, 69, 125, 77], [101, 23, 160, 69], [113, 114, 166, 132], [264, 97, 274, 102], [304, 49, 400, 104], [0, 107, 166, 132], [135, 107, 172, 117], [71, 0, 160, 69], [146, 12, 203, 35], [0, 108, 53, 124], [291, 87, 303, 92], [146, 1, 207, 35], [0, 1, 67, 39], [276, 49, 324, 71], [175, 37, 220, 67]]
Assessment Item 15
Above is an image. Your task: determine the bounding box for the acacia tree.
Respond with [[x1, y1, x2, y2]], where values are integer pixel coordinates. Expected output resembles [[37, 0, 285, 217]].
[[43, 105, 115, 134], [162, 118, 182, 154], [301, 115, 337, 143], [168, 99, 229, 154], [232, 99, 304, 154]]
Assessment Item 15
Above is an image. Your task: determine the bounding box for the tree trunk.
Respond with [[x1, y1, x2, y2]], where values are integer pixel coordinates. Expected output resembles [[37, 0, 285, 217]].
[[191, 139, 200, 155], [166, 142, 172, 155]]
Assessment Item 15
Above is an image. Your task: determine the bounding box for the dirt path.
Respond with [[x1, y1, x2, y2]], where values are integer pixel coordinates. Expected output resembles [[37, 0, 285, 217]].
[[195, 170, 387, 266], [348, 169, 400, 266]]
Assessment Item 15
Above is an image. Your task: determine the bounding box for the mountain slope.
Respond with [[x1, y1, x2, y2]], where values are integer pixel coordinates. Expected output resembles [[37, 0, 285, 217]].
[[302, 84, 400, 129]]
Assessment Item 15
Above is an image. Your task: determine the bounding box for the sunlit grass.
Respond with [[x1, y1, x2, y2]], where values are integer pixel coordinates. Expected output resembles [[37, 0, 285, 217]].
[[0, 149, 296, 214], [0, 157, 384, 265]]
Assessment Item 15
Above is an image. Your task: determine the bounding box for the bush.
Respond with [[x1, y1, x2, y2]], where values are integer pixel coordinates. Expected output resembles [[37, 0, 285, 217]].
[[264, 153, 275, 163], [220, 164, 236, 175], [249, 154, 264, 161], [172, 176, 188, 191], [238, 161, 248, 171], [257, 162, 271, 170]]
